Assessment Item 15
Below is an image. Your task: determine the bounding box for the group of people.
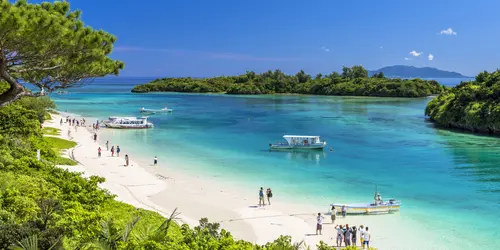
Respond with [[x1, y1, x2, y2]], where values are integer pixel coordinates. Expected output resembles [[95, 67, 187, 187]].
[[97, 143, 129, 166], [258, 187, 273, 206], [61, 116, 86, 127], [334, 224, 370, 248], [314, 207, 372, 249]]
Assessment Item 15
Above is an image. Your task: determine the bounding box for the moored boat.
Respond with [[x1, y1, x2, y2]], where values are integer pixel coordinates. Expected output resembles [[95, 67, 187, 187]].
[[270, 135, 327, 150], [103, 116, 153, 129], [139, 107, 173, 114], [330, 190, 401, 215]]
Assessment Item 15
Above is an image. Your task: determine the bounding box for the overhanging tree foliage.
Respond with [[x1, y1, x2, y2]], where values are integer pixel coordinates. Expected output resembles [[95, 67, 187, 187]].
[[0, 0, 124, 106]]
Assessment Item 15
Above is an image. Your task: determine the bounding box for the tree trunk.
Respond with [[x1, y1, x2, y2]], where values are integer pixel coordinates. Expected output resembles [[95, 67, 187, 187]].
[[0, 83, 28, 107], [0, 65, 31, 106]]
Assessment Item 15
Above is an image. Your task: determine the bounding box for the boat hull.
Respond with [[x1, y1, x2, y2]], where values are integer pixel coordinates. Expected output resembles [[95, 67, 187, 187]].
[[331, 203, 401, 215], [270, 143, 326, 150], [104, 123, 153, 129]]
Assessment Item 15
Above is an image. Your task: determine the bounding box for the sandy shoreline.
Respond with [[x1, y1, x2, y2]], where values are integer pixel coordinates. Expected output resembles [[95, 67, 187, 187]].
[[46, 113, 433, 250]]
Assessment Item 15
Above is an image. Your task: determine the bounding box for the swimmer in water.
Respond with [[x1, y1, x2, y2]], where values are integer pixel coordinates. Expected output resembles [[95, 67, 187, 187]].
[[330, 148, 333, 152]]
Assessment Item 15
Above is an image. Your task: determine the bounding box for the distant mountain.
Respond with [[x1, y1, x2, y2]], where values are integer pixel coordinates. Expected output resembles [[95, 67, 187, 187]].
[[369, 65, 469, 78]]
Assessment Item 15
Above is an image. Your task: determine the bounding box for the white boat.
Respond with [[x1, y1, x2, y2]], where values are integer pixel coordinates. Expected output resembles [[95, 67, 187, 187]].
[[103, 116, 153, 129], [139, 107, 172, 114], [270, 135, 327, 150], [330, 190, 401, 215]]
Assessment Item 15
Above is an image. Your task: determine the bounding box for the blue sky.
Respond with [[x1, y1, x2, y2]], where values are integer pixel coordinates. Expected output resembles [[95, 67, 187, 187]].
[[65, 0, 499, 77]]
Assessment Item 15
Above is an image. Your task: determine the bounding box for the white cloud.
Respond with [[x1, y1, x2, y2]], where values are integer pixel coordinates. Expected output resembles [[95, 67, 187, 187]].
[[439, 28, 457, 35], [404, 57, 412, 61], [320, 46, 330, 52], [409, 50, 422, 57], [428, 54, 434, 61]]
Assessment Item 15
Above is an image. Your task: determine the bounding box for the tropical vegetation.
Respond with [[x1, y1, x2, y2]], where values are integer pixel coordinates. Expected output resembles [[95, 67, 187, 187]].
[[132, 66, 444, 98], [425, 70, 500, 134], [1, 92, 369, 249], [0, 0, 123, 107]]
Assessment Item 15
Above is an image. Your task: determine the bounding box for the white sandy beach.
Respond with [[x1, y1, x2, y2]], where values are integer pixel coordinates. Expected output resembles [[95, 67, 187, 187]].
[[45, 113, 437, 250]]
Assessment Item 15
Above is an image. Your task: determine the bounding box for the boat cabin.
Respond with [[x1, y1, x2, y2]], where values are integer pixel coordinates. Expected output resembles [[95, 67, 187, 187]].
[[283, 135, 322, 145]]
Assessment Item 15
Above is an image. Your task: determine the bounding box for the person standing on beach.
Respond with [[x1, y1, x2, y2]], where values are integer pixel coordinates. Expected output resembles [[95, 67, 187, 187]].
[[125, 154, 129, 167], [98, 147, 101, 158], [342, 205, 347, 217], [117, 146, 121, 157], [266, 188, 273, 205], [93, 133, 97, 142], [105, 141, 109, 151], [60, 119, 63, 126], [111, 146, 115, 157], [331, 205, 337, 224], [154, 156, 158, 166], [362, 227, 370, 249], [344, 224, 351, 246], [258, 187, 264, 206], [315, 213, 323, 235], [335, 225, 344, 247], [358, 225, 365, 247], [351, 226, 357, 247]]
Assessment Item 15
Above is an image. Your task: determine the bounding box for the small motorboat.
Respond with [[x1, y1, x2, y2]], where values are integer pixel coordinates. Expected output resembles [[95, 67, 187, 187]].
[[330, 189, 401, 215], [139, 107, 173, 114], [270, 135, 327, 150]]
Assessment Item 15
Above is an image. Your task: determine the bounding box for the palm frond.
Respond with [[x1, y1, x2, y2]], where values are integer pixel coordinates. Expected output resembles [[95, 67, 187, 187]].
[[122, 216, 140, 242], [12, 234, 38, 250]]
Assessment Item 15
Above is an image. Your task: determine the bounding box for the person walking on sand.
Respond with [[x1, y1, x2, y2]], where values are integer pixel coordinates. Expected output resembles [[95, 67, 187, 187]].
[[258, 187, 264, 206], [125, 154, 129, 167], [111, 146, 115, 157], [117, 146, 121, 157], [315, 213, 324, 235], [105, 141, 109, 151], [98, 147, 101, 158], [331, 205, 337, 224], [93, 133, 97, 142], [60, 118, 63, 126], [266, 188, 273, 205], [335, 225, 344, 247], [362, 227, 370, 249], [154, 156, 158, 166], [342, 205, 347, 217]]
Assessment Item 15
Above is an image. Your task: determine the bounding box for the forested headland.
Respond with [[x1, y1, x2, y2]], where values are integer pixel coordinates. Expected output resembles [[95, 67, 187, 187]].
[[425, 70, 500, 134], [132, 66, 445, 98]]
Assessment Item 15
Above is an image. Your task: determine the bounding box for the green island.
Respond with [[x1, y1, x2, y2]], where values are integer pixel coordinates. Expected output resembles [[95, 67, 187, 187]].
[[131, 66, 445, 98], [425, 70, 500, 134], [0, 1, 373, 249]]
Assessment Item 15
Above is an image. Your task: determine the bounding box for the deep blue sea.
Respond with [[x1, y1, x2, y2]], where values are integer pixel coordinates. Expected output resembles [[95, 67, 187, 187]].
[[51, 77, 499, 249]]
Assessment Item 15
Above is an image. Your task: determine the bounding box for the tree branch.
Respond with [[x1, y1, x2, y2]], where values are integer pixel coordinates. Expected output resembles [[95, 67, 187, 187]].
[[12, 64, 62, 73]]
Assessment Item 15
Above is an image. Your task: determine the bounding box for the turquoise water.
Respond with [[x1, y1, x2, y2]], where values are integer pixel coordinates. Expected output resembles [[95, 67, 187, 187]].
[[52, 77, 499, 249]]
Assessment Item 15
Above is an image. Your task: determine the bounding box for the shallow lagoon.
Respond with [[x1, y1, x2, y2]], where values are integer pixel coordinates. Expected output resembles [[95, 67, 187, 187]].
[[53, 77, 499, 249]]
